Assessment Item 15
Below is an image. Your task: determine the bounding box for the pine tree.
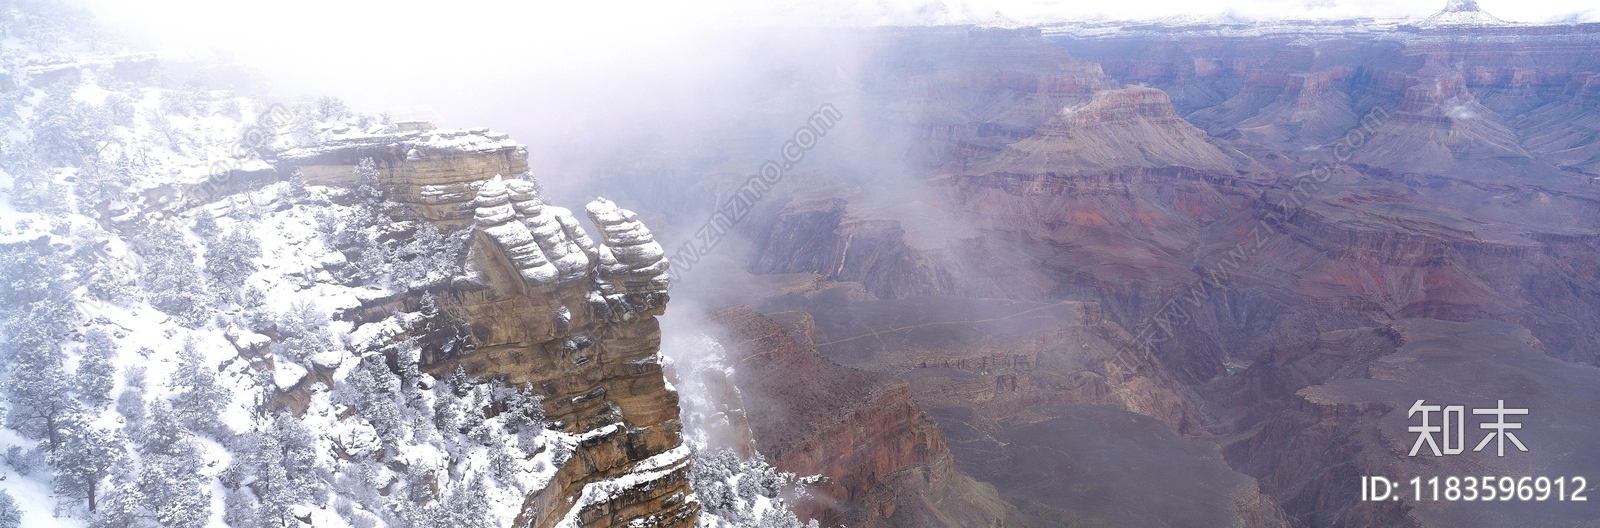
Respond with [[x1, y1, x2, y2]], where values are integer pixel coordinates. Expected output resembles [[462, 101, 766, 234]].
[[254, 455, 297, 528], [168, 341, 232, 437], [501, 383, 546, 434], [288, 111, 320, 147], [334, 354, 405, 457], [117, 366, 148, 433], [86, 256, 139, 306], [191, 212, 220, 240], [443, 474, 493, 528], [28, 81, 114, 166], [5, 326, 84, 452], [272, 301, 340, 368], [316, 96, 350, 121], [90, 476, 160, 528], [0, 490, 20, 528], [271, 411, 318, 495], [137, 402, 213, 528], [134, 224, 209, 326], [286, 169, 308, 202], [1, 238, 78, 334], [390, 222, 461, 289], [77, 328, 118, 407], [74, 151, 138, 208], [432, 387, 462, 440], [204, 228, 261, 304], [50, 424, 125, 512], [446, 364, 473, 398], [222, 489, 261, 528], [419, 293, 439, 317], [354, 157, 384, 205]]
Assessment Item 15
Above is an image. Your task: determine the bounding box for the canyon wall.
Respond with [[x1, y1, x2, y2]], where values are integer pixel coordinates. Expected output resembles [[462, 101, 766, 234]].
[[278, 129, 695, 528], [703, 14, 1600, 527], [707, 304, 1030, 527]]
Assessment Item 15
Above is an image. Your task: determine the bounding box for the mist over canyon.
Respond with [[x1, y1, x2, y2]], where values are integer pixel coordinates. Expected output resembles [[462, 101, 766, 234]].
[[3, 0, 1600, 527]]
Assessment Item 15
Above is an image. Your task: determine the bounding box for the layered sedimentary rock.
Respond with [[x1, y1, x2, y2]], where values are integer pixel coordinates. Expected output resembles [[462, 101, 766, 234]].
[[1219, 319, 1600, 527], [976, 86, 1244, 174], [278, 132, 692, 528], [279, 127, 531, 226], [707, 305, 1029, 527], [753, 289, 1290, 526], [762, 294, 1202, 434], [692, 13, 1600, 527]]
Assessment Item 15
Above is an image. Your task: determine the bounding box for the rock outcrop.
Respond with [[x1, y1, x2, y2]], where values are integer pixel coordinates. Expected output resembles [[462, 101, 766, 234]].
[[976, 86, 1244, 175], [750, 290, 1292, 526], [280, 130, 692, 528], [279, 127, 531, 227], [707, 305, 1029, 527]]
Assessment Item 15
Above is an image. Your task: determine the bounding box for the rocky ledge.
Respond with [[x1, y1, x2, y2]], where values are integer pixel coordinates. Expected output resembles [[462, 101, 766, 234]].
[[277, 128, 694, 528]]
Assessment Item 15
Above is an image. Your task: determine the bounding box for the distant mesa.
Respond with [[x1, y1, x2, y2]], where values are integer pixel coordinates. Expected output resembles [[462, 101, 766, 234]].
[[1419, 0, 1507, 28]]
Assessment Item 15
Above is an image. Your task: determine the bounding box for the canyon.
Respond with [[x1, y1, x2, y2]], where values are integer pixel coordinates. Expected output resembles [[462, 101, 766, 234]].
[[596, 3, 1600, 526], [141, 2, 1600, 526]]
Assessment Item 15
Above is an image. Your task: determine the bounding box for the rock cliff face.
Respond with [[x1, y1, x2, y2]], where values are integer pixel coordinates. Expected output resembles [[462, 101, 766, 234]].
[[278, 129, 693, 528], [279, 127, 531, 227], [706, 305, 1029, 527], [753, 290, 1290, 526], [687, 12, 1600, 527], [1218, 319, 1600, 527], [976, 86, 1244, 174]]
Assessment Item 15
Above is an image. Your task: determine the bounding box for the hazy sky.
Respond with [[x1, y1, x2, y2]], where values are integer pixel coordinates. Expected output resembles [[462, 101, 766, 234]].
[[75, 0, 1599, 112], [64, 0, 1600, 189]]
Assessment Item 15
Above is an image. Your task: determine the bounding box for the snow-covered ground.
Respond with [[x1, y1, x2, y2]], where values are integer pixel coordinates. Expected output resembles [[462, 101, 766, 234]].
[[1, 3, 818, 527], [0, 4, 563, 526]]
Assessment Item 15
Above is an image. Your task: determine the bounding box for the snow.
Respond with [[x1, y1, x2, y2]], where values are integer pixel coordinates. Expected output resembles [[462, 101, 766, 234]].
[[274, 359, 309, 390], [554, 445, 692, 528], [0, 430, 83, 528], [0, 6, 797, 527]]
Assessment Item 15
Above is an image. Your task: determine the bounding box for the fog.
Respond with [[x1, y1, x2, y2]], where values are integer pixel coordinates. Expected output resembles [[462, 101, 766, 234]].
[[65, 0, 1600, 413], [71, 1, 1599, 200]]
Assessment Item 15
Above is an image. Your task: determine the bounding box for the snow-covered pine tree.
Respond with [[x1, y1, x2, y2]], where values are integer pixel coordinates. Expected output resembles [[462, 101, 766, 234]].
[[234, 412, 326, 528], [354, 157, 385, 207], [221, 488, 261, 528], [133, 224, 210, 326], [77, 328, 117, 407], [286, 169, 309, 202], [136, 402, 213, 528], [288, 108, 320, 147], [85, 251, 139, 305], [89, 475, 159, 528], [203, 227, 261, 304], [0, 490, 20, 528], [690, 447, 818, 528], [4, 322, 84, 452], [0, 237, 78, 332], [316, 96, 350, 121], [50, 423, 125, 512], [446, 363, 473, 398], [74, 151, 138, 209], [334, 354, 407, 457], [440, 473, 493, 528], [391, 221, 457, 290], [191, 211, 221, 240], [28, 80, 114, 166], [168, 341, 233, 437], [116, 366, 148, 433], [272, 301, 341, 368]]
